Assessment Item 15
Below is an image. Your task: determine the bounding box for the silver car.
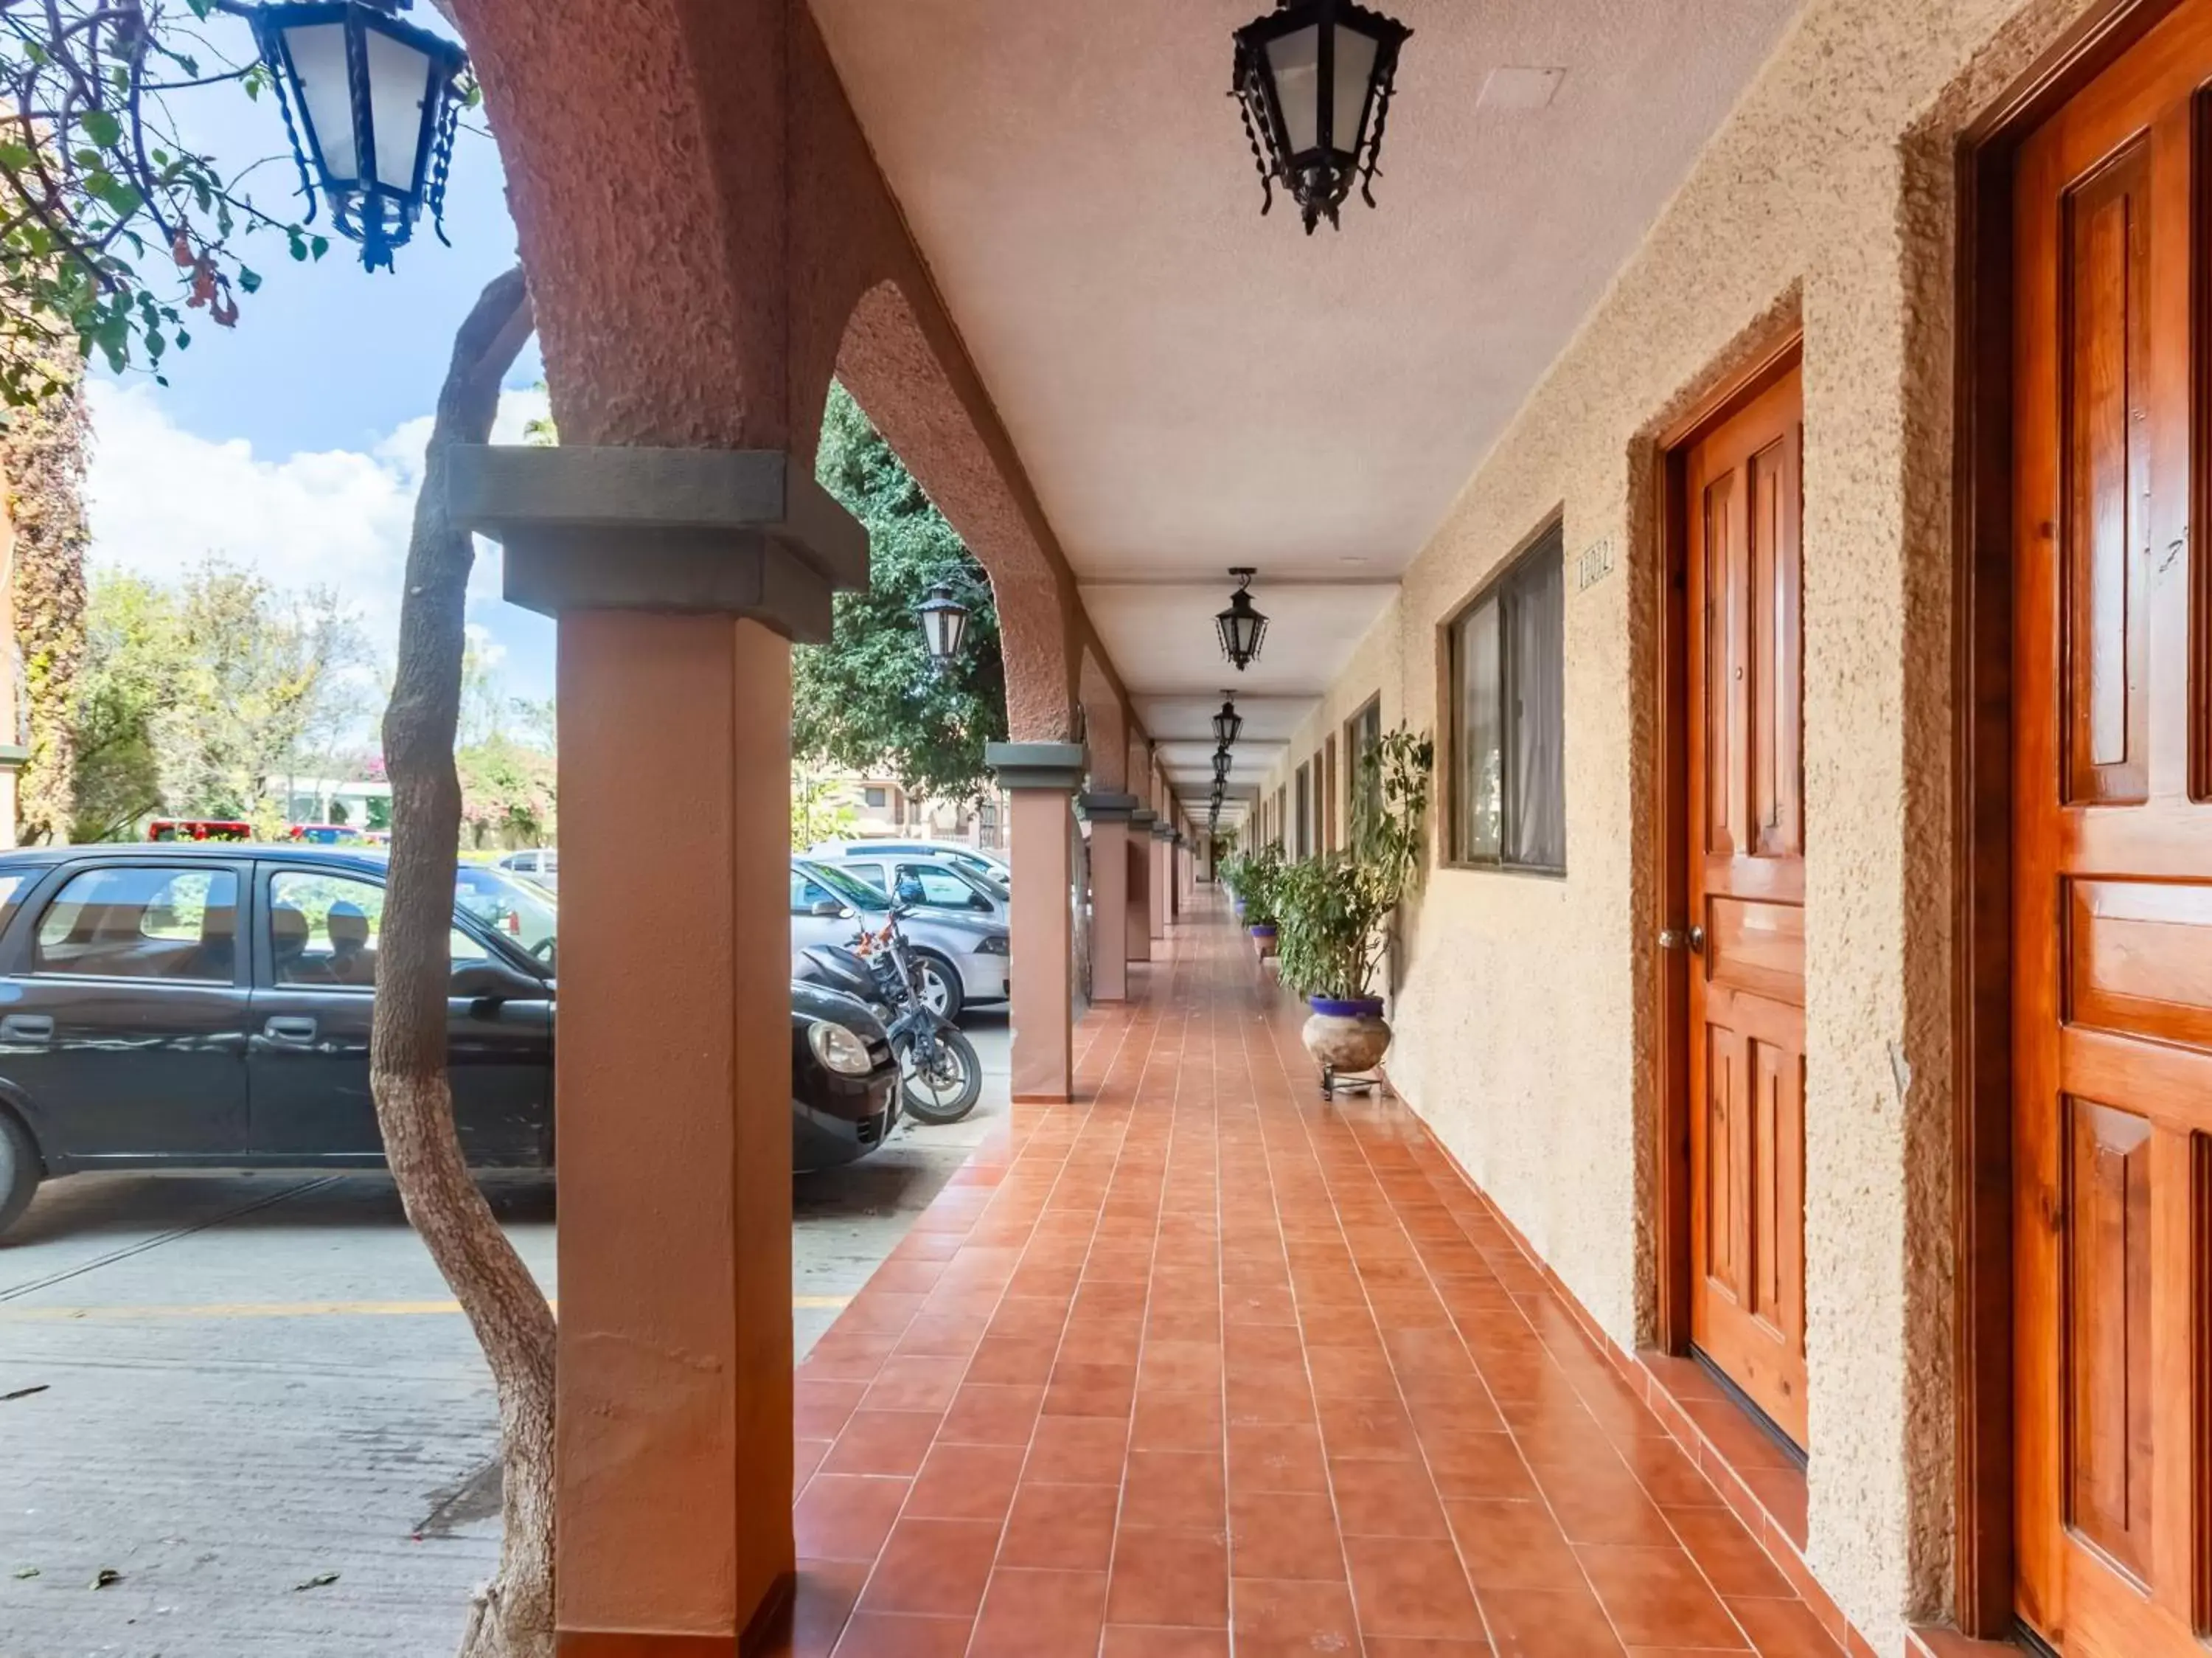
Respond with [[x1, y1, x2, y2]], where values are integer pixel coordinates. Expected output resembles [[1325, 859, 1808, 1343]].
[[807, 839, 1009, 893], [812, 849, 1009, 927], [495, 847, 558, 891], [789, 859, 1009, 1021]]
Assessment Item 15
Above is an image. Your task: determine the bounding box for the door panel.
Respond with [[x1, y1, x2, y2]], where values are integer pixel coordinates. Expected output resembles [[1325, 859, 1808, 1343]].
[[1685, 363, 1809, 1448], [2012, 5, 2212, 1649]]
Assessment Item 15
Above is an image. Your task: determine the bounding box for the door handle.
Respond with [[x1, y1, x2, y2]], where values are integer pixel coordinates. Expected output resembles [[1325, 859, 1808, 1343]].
[[1658, 925, 1705, 954], [263, 1016, 318, 1044], [0, 1014, 53, 1043]]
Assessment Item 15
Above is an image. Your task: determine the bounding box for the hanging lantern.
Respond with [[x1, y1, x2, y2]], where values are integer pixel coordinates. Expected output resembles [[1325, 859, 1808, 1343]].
[[1211, 694, 1244, 746], [915, 580, 972, 667], [1213, 747, 1234, 783], [1231, 0, 1412, 235], [1215, 568, 1269, 671], [248, 0, 469, 271]]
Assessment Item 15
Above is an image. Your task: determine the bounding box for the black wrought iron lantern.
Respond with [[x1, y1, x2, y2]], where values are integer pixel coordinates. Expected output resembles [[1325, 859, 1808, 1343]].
[[248, 0, 468, 271], [1212, 747, 1234, 783], [1216, 569, 1268, 671], [1211, 694, 1244, 746], [916, 580, 972, 667], [1231, 0, 1412, 234]]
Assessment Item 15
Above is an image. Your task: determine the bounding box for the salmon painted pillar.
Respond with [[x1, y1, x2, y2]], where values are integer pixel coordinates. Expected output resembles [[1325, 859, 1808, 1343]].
[[1082, 793, 1138, 1002], [988, 742, 1085, 1101], [451, 445, 866, 1654], [1127, 809, 1155, 964]]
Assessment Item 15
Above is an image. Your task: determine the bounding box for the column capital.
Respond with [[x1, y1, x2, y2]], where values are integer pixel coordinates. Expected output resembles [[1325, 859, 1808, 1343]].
[[447, 444, 867, 643], [1077, 791, 1141, 822], [1129, 807, 1158, 830], [1149, 821, 1177, 842], [986, 742, 1087, 793]]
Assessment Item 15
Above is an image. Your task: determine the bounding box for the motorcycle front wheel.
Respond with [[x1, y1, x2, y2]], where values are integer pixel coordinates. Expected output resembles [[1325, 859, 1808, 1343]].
[[901, 1027, 983, 1125]]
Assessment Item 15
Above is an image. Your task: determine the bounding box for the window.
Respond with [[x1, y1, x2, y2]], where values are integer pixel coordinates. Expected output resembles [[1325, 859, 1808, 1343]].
[[1448, 525, 1566, 870], [863, 787, 888, 810], [267, 872, 491, 989], [842, 861, 891, 894], [1273, 785, 1287, 850], [1323, 735, 1339, 852], [896, 863, 994, 912], [1346, 696, 1383, 839], [1294, 762, 1312, 858], [34, 866, 239, 982]]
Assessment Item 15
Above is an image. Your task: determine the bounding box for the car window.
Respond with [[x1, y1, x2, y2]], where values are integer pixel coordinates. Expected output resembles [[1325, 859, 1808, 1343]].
[[268, 872, 488, 988], [844, 862, 889, 894], [899, 864, 988, 909], [451, 866, 556, 960], [33, 866, 240, 982], [799, 861, 888, 912], [0, 872, 31, 934], [791, 871, 838, 912]]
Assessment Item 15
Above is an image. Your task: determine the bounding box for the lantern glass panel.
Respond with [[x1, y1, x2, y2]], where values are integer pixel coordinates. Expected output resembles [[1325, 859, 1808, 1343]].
[[280, 21, 358, 185], [1332, 24, 1381, 155], [364, 23, 437, 192], [1266, 25, 1321, 153]]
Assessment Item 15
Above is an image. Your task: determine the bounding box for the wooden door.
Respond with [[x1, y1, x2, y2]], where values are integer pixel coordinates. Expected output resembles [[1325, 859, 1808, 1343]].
[[2012, 7, 2212, 1651], [1684, 363, 1808, 1449]]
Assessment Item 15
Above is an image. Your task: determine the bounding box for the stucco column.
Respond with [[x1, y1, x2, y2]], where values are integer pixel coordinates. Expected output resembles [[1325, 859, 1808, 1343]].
[[1127, 808, 1155, 964], [989, 743, 1085, 1101], [1081, 794, 1138, 1002], [453, 445, 865, 1654]]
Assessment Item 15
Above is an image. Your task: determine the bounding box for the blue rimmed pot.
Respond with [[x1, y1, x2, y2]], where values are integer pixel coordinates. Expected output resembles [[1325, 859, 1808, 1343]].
[[1248, 921, 1278, 959], [1303, 995, 1390, 1075]]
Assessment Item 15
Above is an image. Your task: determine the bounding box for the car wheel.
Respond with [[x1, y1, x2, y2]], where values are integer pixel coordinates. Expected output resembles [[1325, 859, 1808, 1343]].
[[0, 1108, 42, 1241], [912, 951, 964, 1022]]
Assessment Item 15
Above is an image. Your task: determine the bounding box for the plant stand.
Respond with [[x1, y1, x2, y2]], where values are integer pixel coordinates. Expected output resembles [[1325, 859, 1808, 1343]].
[[1319, 1062, 1391, 1102]]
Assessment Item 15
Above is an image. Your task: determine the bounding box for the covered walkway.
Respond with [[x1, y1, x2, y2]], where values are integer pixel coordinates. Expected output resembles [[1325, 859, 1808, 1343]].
[[775, 895, 1840, 1657]]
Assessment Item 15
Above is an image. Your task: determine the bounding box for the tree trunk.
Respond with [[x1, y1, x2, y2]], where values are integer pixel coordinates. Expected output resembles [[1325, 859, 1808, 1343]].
[[369, 265, 551, 1658]]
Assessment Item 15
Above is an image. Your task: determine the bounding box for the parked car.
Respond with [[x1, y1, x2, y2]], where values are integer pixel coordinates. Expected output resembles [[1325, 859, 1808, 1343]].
[[0, 845, 900, 1238], [495, 847, 557, 890], [807, 839, 1009, 893], [815, 849, 1009, 926], [791, 859, 1009, 1021]]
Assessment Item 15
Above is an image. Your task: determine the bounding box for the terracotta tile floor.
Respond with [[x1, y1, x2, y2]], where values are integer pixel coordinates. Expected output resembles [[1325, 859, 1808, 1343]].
[[773, 895, 1840, 1657]]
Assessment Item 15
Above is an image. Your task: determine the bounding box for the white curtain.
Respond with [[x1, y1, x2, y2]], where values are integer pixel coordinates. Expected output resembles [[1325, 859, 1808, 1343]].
[[1507, 547, 1565, 868]]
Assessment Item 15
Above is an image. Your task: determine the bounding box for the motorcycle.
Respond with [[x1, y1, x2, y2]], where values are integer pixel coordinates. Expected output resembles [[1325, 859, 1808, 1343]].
[[794, 892, 983, 1125]]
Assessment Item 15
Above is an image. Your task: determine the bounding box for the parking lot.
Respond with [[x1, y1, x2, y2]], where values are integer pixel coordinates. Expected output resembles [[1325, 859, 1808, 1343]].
[[0, 1013, 1005, 1657]]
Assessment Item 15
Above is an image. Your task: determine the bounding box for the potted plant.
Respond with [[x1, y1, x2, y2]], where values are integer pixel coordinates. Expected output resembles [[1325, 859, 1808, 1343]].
[[1234, 842, 1284, 957], [1273, 729, 1433, 1083]]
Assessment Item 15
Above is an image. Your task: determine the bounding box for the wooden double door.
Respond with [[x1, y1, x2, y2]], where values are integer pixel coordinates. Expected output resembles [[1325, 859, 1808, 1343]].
[[2011, 6, 2212, 1652], [1683, 361, 1809, 1449]]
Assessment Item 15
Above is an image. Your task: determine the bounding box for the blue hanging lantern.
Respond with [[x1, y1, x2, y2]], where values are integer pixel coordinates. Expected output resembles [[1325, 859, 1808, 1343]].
[[248, 0, 468, 271]]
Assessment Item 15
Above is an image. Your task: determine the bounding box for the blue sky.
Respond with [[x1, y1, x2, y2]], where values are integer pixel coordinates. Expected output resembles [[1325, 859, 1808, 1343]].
[[81, 12, 556, 724]]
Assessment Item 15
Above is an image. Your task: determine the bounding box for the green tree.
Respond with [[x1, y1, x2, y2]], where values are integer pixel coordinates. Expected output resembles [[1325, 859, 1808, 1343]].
[[67, 560, 373, 836], [457, 733, 554, 849], [796, 381, 1005, 802]]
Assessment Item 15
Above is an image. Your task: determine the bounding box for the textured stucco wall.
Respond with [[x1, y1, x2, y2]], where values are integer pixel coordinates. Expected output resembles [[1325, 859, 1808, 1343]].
[[1261, 0, 2111, 1648]]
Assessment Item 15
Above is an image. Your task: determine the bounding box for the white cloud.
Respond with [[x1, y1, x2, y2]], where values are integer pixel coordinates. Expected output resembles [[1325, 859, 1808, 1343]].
[[82, 381, 553, 690]]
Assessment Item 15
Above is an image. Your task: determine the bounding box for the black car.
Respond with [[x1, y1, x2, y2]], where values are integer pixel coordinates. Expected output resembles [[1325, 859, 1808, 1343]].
[[0, 844, 900, 1237]]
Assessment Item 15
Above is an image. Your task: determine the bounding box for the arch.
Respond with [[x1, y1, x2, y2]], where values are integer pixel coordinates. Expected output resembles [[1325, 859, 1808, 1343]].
[[455, 0, 1087, 740], [828, 280, 1078, 743], [1079, 645, 1128, 791]]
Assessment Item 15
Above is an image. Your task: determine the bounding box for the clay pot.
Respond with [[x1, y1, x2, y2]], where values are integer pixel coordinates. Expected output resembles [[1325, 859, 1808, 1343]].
[[1248, 923, 1278, 959], [1303, 996, 1390, 1075]]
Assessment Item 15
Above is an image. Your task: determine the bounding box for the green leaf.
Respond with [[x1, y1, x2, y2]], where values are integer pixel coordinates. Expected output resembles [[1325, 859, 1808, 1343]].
[[310, 237, 329, 260], [81, 109, 122, 149], [237, 267, 261, 294]]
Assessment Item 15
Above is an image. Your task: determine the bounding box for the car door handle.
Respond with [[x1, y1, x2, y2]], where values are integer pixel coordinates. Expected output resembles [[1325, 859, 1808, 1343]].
[[0, 1014, 53, 1043], [263, 1016, 318, 1044]]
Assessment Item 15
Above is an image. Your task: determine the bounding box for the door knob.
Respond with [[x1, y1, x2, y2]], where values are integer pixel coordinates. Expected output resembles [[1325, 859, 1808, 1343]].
[[263, 1016, 318, 1043], [1658, 925, 1705, 954], [1, 1014, 54, 1043]]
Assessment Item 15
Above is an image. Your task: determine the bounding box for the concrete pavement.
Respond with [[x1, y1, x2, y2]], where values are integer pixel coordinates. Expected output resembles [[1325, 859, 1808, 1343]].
[[0, 1014, 1005, 1657]]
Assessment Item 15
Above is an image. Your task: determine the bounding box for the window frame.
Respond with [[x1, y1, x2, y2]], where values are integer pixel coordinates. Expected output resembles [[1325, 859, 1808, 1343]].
[[24, 860, 248, 987], [1344, 695, 1383, 842], [1441, 520, 1568, 877]]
